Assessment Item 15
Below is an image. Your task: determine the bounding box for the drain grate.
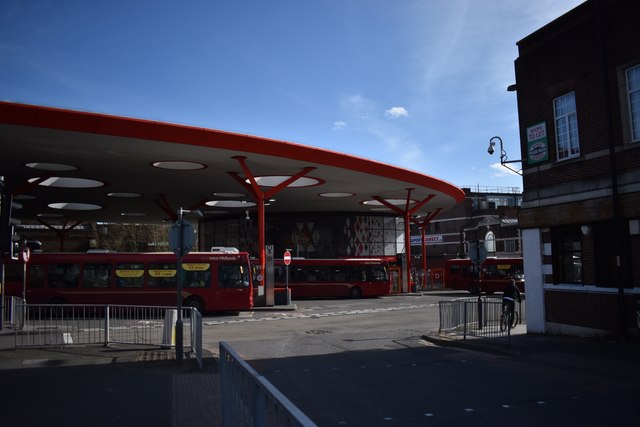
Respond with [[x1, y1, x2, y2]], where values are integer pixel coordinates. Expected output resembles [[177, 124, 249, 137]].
[[305, 329, 331, 335], [136, 351, 176, 362]]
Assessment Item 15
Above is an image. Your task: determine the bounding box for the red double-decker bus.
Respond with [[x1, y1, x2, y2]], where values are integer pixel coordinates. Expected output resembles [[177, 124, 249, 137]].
[[2, 250, 253, 313], [273, 258, 392, 299], [444, 257, 525, 294]]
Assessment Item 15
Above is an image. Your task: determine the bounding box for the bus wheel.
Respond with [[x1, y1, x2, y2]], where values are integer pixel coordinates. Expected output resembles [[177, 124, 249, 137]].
[[184, 297, 205, 315], [349, 287, 363, 299], [468, 283, 480, 294]]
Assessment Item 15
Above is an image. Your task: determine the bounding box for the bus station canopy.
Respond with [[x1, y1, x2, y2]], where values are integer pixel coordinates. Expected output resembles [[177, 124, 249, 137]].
[[0, 102, 465, 225]]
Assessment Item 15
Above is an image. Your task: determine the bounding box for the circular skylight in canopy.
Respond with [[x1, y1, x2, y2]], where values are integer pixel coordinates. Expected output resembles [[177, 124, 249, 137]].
[[26, 162, 78, 171], [250, 176, 322, 188], [152, 161, 206, 170], [29, 177, 104, 188], [48, 202, 103, 211]]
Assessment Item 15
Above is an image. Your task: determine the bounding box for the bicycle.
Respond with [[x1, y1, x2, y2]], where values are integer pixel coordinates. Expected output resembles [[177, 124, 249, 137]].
[[500, 303, 519, 332]]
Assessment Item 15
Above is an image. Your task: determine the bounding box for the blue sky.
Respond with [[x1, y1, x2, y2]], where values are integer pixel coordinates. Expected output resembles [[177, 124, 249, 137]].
[[1, 0, 586, 191]]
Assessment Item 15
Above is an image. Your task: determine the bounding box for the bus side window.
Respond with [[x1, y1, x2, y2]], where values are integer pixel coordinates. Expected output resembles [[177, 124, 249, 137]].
[[83, 263, 111, 288], [115, 263, 145, 288], [148, 263, 178, 288], [273, 266, 285, 283], [29, 264, 46, 288], [184, 270, 211, 288], [345, 266, 362, 282], [333, 267, 346, 282], [291, 267, 304, 282], [368, 266, 387, 282], [49, 263, 80, 288], [219, 264, 249, 288]]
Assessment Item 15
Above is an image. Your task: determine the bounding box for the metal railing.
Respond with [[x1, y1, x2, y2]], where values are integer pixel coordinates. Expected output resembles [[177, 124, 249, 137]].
[[439, 296, 525, 342], [2, 296, 25, 328], [219, 341, 317, 427], [12, 304, 202, 368]]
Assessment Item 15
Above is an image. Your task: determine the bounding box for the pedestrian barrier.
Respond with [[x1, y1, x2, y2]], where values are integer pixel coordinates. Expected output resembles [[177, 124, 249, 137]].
[[2, 296, 24, 329], [438, 296, 525, 343], [11, 303, 203, 368], [219, 341, 317, 427]]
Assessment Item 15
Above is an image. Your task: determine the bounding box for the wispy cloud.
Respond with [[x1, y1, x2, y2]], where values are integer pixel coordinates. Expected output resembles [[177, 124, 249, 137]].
[[336, 94, 422, 169], [385, 106, 409, 118], [332, 120, 347, 131]]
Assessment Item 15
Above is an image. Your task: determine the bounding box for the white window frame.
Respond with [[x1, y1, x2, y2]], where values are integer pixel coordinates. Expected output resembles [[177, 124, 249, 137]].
[[505, 239, 516, 253], [626, 64, 640, 143], [554, 92, 580, 160]]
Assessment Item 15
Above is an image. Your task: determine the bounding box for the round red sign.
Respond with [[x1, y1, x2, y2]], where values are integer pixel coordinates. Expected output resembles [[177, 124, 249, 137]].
[[21, 246, 31, 263], [283, 250, 292, 265]]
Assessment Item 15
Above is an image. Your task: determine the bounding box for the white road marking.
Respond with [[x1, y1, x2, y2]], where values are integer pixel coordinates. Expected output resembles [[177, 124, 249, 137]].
[[204, 303, 437, 326]]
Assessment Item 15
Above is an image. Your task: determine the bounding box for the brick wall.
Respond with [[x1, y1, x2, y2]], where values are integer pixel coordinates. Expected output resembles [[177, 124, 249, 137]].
[[545, 290, 639, 331], [516, 0, 640, 203]]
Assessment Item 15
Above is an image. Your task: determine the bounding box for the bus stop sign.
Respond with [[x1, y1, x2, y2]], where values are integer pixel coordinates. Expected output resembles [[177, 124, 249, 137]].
[[468, 241, 487, 266], [168, 220, 195, 257]]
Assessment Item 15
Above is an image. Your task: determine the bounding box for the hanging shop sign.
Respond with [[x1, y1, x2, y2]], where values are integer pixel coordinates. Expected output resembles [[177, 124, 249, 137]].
[[526, 121, 549, 165]]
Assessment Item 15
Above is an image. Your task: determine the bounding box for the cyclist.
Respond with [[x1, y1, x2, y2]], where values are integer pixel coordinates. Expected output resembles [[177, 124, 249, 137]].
[[502, 276, 521, 326]]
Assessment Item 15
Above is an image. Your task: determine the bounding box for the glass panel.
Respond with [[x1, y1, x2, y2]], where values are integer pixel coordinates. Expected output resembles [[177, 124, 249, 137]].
[[555, 232, 582, 284], [115, 263, 145, 288], [627, 65, 640, 141], [29, 264, 46, 288], [48, 264, 80, 288], [554, 92, 580, 160], [83, 263, 111, 288], [367, 266, 388, 282], [148, 263, 178, 288], [218, 264, 249, 289], [184, 263, 212, 288]]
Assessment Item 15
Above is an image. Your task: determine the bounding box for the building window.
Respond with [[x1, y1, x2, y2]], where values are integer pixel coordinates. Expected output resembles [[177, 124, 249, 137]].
[[627, 64, 640, 142], [484, 231, 496, 255], [554, 92, 580, 160], [552, 227, 582, 284], [505, 239, 516, 253]]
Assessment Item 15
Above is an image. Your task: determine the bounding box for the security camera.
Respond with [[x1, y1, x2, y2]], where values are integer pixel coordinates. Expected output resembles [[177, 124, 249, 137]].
[[487, 142, 495, 155]]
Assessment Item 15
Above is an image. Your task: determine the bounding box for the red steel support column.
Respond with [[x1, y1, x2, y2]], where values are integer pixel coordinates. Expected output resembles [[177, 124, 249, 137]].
[[421, 226, 427, 288], [373, 191, 435, 293], [229, 156, 315, 301], [411, 209, 441, 290], [404, 209, 412, 292]]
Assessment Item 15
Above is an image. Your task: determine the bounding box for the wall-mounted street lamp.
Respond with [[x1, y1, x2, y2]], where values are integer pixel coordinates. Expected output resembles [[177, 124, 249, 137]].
[[487, 136, 523, 176]]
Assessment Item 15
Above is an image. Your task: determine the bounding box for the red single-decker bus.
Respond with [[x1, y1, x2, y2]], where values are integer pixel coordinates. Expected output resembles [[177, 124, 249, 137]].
[[444, 257, 525, 294], [3, 251, 253, 313], [273, 258, 392, 299]]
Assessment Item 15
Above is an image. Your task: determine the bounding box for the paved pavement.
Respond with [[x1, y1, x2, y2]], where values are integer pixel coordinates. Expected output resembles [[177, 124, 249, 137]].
[[1, 322, 639, 426], [0, 328, 220, 427]]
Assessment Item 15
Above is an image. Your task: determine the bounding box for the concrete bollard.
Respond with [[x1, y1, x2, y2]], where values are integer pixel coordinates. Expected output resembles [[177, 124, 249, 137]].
[[162, 309, 177, 348]]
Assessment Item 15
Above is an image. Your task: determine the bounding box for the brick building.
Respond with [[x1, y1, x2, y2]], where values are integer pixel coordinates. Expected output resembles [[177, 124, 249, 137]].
[[514, 0, 640, 338], [408, 186, 522, 287], [414, 186, 521, 258]]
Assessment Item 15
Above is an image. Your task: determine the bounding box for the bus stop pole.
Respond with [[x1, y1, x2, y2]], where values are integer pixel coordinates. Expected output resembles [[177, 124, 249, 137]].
[[175, 210, 185, 364]]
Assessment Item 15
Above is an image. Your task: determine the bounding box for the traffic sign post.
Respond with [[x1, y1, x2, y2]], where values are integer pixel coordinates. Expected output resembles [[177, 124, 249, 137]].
[[468, 240, 487, 328], [167, 208, 198, 364], [21, 244, 30, 303], [283, 250, 292, 305]]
